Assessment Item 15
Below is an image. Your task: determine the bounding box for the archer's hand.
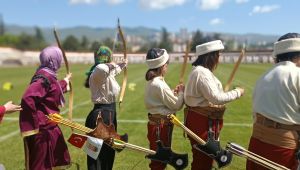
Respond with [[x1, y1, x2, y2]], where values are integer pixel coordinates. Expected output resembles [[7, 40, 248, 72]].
[[64, 73, 72, 83], [123, 59, 128, 66], [235, 87, 245, 96], [118, 59, 128, 67], [64, 73, 72, 91], [4, 101, 22, 114], [177, 84, 185, 93], [174, 84, 185, 94]]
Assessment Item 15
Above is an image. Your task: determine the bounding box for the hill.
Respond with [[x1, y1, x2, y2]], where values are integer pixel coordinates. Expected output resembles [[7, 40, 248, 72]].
[[4, 24, 279, 45]]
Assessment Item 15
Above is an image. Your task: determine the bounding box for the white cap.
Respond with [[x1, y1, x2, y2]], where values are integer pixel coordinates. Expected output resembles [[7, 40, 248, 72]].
[[196, 40, 224, 56], [273, 38, 300, 56], [146, 49, 169, 69]]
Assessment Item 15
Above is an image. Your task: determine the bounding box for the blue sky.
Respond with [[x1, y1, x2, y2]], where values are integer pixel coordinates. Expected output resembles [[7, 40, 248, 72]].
[[0, 0, 299, 35]]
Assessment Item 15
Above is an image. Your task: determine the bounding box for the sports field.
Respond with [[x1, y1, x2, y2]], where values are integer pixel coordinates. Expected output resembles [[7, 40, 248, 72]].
[[0, 63, 272, 170]]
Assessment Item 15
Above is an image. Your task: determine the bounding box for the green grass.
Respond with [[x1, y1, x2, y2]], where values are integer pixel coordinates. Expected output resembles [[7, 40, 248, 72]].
[[0, 63, 273, 170]]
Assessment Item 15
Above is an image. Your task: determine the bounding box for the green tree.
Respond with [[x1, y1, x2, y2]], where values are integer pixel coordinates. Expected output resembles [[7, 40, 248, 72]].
[[158, 27, 172, 52], [63, 35, 80, 51], [15, 33, 36, 50], [212, 33, 222, 40], [0, 34, 19, 47], [103, 37, 114, 50], [138, 41, 158, 53], [80, 35, 89, 51], [191, 30, 205, 52], [34, 27, 47, 50], [90, 41, 102, 51], [0, 14, 4, 36], [225, 39, 237, 51], [35, 27, 44, 42]]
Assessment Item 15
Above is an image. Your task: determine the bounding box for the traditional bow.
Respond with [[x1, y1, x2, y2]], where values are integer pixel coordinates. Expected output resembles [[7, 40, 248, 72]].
[[179, 40, 190, 84], [53, 28, 74, 124], [116, 18, 127, 109], [224, 47, 245, 91]]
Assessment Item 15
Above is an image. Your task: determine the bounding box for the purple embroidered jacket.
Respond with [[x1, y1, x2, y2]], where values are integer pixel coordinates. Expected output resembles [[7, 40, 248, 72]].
[[19, 69, 67, 135]]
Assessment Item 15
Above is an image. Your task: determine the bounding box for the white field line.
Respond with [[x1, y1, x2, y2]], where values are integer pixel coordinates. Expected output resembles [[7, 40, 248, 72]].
[[0, 130, 20, 142], [4, 117, 252, 127]]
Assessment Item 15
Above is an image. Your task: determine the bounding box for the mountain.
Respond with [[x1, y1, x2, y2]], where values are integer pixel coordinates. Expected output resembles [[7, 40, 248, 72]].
[[221, 33, 278, 44], [4, 24, 279, 45], [4, 25, 159, 43]]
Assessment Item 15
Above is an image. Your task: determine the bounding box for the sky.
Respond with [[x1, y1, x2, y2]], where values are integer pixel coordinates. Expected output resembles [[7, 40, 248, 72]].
[[0, 0, 299, 35]]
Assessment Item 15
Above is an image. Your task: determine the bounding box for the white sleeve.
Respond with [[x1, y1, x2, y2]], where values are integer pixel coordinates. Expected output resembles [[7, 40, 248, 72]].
[[198, 71, 241, 105], [160, 86, 184, 111], [108, 63, 125, 76], [91, 64, 109, 84]]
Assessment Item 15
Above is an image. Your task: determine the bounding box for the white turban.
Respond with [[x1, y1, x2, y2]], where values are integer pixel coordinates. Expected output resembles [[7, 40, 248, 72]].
[[273, 38, 300, 56], [146, 49, 169, 69], [196, 40, 224, 56]]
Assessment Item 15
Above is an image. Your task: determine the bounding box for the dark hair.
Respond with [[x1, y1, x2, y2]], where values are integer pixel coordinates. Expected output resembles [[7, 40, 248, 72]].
[[84, 74, 91, 88], [275, 33, 300, 63], [192, 51, 220, 71], [145, 48, 166, 81]]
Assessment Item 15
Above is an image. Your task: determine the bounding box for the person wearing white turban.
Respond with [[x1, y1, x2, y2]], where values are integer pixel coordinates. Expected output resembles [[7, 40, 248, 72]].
[[247, 33, 300, 170]]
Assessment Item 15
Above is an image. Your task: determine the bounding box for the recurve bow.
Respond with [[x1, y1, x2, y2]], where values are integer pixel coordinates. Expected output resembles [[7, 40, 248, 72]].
[[53, 28, 74, 124]]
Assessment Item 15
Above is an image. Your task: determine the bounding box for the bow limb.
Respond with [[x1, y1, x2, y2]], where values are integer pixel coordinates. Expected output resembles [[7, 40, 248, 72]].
[[117, 18, 127, 109], [179, 40, 190, 84], [53, 28, 74, 123], [224, 48, 245, 92]]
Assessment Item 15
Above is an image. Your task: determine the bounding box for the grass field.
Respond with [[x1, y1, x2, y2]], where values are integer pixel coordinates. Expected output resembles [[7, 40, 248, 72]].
[[0, 63, 273, 170]]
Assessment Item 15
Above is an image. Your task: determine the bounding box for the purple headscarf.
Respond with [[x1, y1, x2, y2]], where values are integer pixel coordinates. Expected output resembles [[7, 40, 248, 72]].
[[38, 46, 65, 106], [39, 46, 63, 72]]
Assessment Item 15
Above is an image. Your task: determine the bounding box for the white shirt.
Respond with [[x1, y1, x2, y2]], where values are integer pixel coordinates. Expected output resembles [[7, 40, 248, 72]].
[[89, 63, 122, 104], [144, 76, 184, 115], [253, 61, 300, 125], [184, 66, 241, 107]]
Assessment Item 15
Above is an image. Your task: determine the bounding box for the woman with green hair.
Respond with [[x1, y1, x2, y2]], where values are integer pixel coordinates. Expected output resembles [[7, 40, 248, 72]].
[[84, 45, 127, 170]]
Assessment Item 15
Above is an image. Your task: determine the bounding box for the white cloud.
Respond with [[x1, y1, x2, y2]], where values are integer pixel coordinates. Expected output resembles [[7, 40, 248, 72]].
[[69, 0, 98, 5], [139, 0, 187, 10], [210, 18, 222, 25], [249, 4, 280, 15], [197, 0, 224, 10], [236, 0, 249, 4], [106, 0, 125, 5]]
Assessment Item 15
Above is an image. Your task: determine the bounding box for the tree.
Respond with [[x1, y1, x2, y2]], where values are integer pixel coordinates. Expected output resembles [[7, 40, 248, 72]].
[[34, 27, 47, 49], [212, 33, 222, 41], [0, 14, 4, 36], [80, 35, 89, 51], [90, 41, 102, 51], [225, 39, 237, 51], [191, 30, 205, 52], [138, 41, 158, 53], [158, 27, 172, 52], [15, 33, 36, 50], [103, 37, 114, 50], [0, 34, 19, 47], [35, 27, 44, 42], [62, 35, 80, 51]]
